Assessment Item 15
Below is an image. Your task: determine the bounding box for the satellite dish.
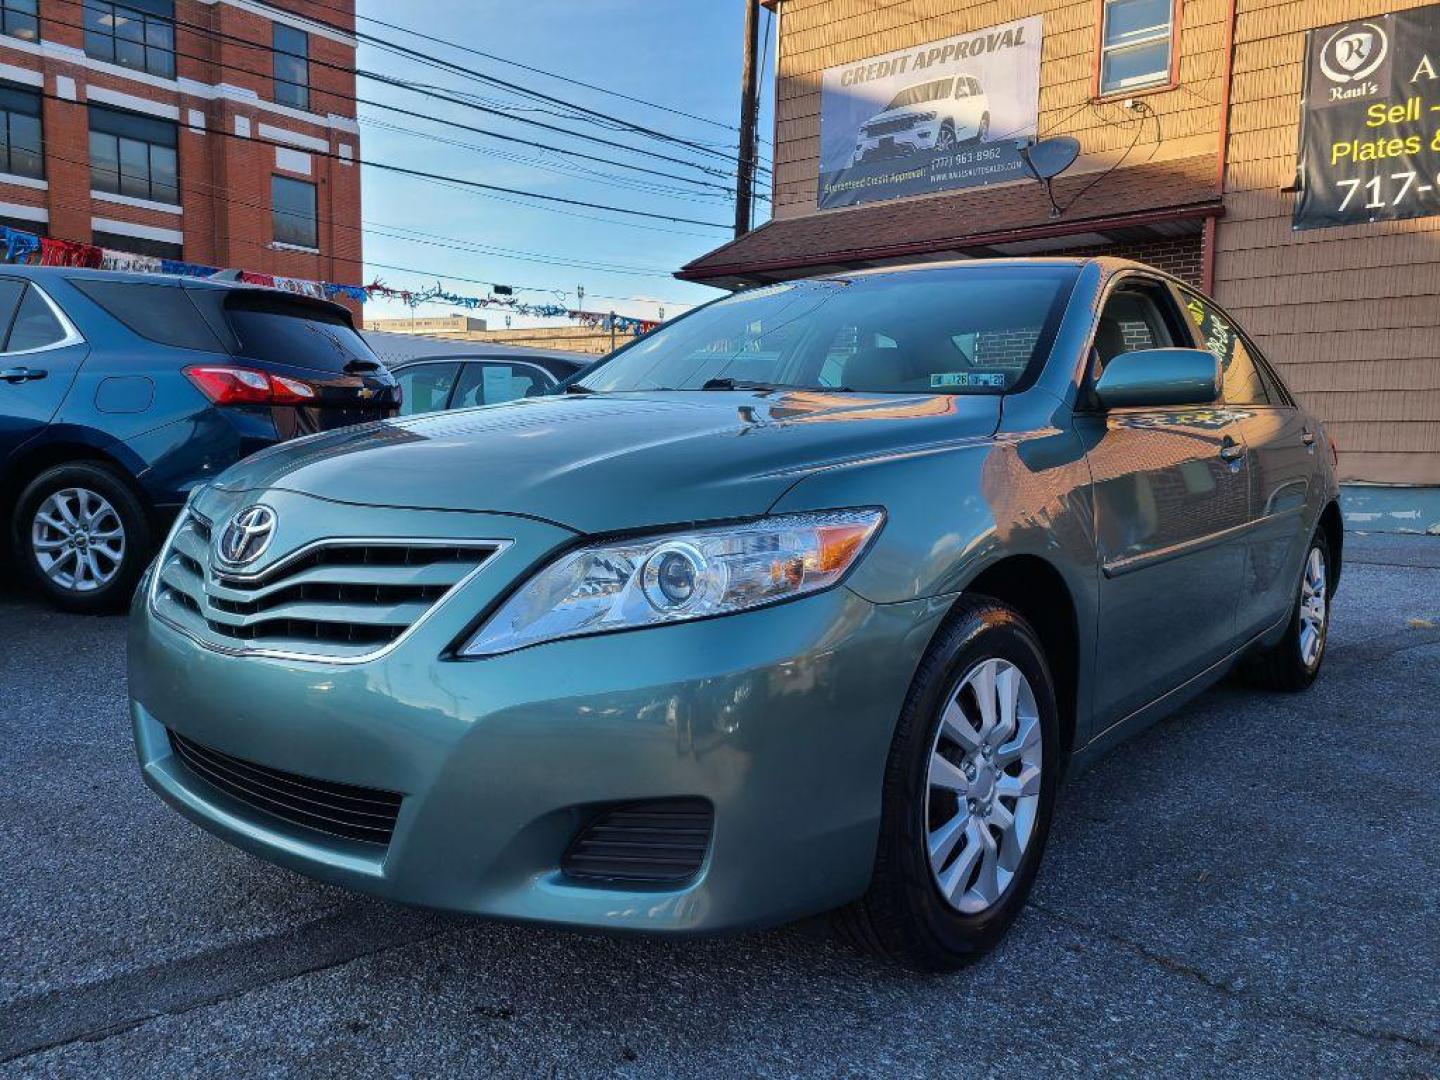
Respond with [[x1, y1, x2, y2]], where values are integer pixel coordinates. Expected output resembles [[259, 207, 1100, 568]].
[[1018, 136, 1081, 180]]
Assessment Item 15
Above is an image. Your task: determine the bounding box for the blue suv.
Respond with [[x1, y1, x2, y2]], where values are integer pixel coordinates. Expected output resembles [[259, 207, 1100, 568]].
[[0, 267, 398, 613]]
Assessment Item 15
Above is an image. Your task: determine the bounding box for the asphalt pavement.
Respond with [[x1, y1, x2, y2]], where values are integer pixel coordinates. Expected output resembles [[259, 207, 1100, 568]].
[[2, 533, 1438, 1078]]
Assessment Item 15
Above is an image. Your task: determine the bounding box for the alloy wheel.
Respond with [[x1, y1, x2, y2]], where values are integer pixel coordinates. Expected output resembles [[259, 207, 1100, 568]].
[[1299, 546, 1328, 669], [937, 125, 956, 151], [31, 487, 127, 593], [925, 657, 1043, 914]]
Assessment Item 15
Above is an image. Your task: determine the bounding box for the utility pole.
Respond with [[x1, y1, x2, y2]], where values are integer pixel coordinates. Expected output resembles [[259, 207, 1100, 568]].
[[734, 0, 760, 238]]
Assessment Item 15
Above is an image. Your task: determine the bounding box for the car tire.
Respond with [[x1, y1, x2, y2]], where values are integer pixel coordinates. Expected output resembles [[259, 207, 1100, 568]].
[[836, 596, 1060, 971], [936, 121, 956, 151], [13, 462, 154, 615], [1240, 529, 1332, 692]]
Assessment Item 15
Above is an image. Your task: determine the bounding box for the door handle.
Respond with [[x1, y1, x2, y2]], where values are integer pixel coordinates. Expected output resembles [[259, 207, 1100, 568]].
[[1219, 437, 1245, 462], [1302, 429, 1316, 447], [0, 366, 47, 383]]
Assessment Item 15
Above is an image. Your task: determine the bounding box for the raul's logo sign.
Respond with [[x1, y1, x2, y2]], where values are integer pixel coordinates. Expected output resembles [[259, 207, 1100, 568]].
[[1320, 22, 1389, 84]]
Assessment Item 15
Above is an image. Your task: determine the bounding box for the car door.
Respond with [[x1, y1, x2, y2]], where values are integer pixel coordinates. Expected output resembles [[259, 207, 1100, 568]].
[[1179, 288, 1315, 641], [0, 279, 89, 463], [1076, 275, 1251, 726], [450, 361, 555, 409], [393, 361, 461, 417]]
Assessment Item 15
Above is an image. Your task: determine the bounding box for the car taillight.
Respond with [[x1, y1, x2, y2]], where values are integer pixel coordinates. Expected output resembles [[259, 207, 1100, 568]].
[[184, 365, 317, 406], [1328, 434, 1339, 469], [270, 374, 317, 404]]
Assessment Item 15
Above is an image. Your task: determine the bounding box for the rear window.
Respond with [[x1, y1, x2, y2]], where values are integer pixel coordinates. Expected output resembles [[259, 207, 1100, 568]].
[[223, 293, 378, 373], [70, 279, 225, 351]]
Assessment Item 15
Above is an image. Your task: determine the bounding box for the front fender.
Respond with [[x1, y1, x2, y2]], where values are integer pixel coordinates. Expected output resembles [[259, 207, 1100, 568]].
[[769, 429, 1097, 608]]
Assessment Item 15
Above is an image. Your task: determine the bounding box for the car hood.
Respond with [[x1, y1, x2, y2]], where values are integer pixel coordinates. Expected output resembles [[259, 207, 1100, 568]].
[[212, 389, 1002, 534]]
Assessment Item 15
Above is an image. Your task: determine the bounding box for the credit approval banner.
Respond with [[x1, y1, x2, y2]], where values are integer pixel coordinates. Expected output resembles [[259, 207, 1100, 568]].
[[816, 16, 1042, 211], [1295, 5, 1440, 230]]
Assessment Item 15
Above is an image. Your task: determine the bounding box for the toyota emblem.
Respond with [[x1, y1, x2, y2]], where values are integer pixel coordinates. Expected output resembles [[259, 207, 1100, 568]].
[[218, 504, 277, 566]]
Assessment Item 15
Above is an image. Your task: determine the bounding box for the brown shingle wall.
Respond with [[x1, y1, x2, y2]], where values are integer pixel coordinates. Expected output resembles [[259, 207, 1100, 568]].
[[771, 0, 1228, 221], [1215, 0, 1440, 484]]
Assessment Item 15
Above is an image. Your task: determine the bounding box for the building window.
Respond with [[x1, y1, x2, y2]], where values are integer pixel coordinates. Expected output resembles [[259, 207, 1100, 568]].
[[89, 105, 179, 205], [83, 0, 176, 80], [0, 214, 43, 238], [92, 229, 182, 260], [1, 0, 38, 43], [272, 175, 317, 249], [0, 83, 42, 179], [1097, 0, 1176, 96], [273, 24, 309, 110]]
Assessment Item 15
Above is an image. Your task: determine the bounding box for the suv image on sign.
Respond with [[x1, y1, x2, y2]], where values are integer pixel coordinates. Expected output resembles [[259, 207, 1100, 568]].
[[851, 75, 991, 164], [129, 259, 1341, 970], [0, 267, 398, 612]]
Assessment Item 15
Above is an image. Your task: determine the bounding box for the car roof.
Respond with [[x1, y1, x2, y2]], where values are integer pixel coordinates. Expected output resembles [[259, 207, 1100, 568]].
[[813, 256, 1185, 286], [5, 264, 268, 292], [363, 330, 590, 369], [5, 264, 360, 320]]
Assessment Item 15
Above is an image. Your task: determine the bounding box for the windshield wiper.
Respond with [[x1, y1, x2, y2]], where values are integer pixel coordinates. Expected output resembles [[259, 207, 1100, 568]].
[[699, 377, 783, 392], [562, 382, 597, 394], [700, 377, 851, 393]]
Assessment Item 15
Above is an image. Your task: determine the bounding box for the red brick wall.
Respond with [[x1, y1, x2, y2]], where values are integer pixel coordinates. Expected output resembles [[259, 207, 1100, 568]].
[[0, 0, 360, 292], [1064, 236, 1206, 288]]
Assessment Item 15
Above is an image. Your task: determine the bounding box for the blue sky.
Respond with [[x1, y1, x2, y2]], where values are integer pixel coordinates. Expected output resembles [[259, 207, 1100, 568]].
[[355, 0, 775, 327]]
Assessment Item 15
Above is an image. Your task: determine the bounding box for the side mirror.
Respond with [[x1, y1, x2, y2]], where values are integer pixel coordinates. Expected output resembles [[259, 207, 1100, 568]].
[[1093, 348, 1220, 409]]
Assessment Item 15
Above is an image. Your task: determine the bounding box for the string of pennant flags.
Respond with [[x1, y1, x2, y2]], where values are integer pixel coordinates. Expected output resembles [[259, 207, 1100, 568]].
[[0, 224, 661, 337]]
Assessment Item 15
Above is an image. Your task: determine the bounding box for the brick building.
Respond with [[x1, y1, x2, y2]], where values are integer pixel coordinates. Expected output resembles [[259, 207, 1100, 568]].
[[680, 0, 1440, 496], [0, 0, 359, 286]]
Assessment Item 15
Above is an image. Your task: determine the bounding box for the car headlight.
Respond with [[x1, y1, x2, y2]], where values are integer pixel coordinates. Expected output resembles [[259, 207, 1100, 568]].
[[458, 509, 884, 657]]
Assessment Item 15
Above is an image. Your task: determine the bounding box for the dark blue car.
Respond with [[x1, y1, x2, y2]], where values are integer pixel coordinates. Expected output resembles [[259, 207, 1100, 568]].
[[0, 267, 398, 613]]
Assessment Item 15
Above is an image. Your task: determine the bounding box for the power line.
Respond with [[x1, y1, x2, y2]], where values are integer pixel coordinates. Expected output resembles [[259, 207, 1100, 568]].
[[135, 2, 755, 182], [359, 118, 732, 204], [24, 138, 695, 287], [25, 80, 732, 231], [12, 181, 690, 308], [247, 0, 771, 173], [35, 6, 743, 195], [296, 0, 746, 137]]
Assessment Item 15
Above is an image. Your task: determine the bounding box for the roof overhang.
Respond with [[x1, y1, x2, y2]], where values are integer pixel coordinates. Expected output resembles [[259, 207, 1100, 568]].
[[679, 153, 1223, 289]]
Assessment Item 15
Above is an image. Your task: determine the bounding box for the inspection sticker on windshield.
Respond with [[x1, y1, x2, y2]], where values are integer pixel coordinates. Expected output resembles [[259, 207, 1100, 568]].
[[931, 372, 1005, 389]]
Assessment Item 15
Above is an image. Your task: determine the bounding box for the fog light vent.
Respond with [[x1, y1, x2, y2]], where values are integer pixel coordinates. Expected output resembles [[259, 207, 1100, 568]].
[[561, 799, 713, 885]]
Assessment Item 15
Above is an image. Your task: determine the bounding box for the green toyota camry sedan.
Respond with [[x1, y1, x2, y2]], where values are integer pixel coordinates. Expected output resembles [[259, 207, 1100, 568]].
[[130, 258, 1341, 970]]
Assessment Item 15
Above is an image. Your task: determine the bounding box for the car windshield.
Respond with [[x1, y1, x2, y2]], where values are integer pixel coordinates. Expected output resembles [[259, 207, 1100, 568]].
[[578, 266, 1079, 396], [886, 78, 954, 110]]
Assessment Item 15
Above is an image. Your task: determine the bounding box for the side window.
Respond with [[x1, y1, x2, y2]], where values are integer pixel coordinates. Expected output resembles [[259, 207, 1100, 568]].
[[1180, 291, 1274, 406], [1092, 284, 1177, 373], [969, 78, 982, 95], [0, 277, 25, 342], [451, 363, 551, 408], [395, 362, 459, 416], [5, 285, 65, 351], [954, 80, 969, 98], [70, 279, 220, 349]]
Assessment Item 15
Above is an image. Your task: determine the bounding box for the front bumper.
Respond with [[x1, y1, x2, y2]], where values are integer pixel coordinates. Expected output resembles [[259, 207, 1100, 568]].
[[852, 130, 936, 164], [130, 567, 945, 933]]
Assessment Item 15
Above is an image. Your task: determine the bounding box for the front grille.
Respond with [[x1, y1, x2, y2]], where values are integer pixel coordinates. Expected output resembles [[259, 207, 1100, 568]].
[[562, 799, 713, 885], [167, 729, 402, 845], [151, 511, 500, 660], [864, 116, 915, 137]]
